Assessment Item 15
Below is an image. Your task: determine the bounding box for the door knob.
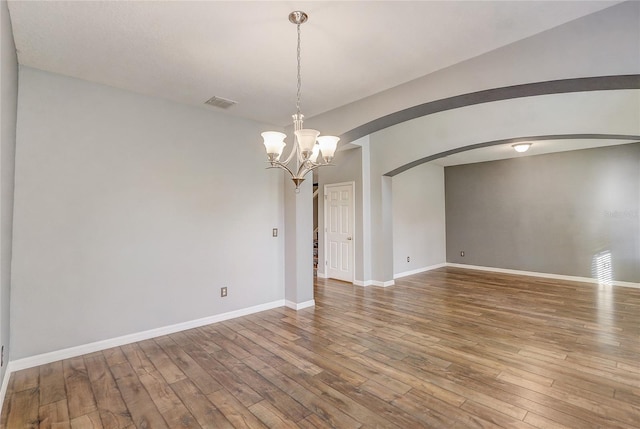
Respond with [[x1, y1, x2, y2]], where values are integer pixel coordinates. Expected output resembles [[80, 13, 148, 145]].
[[347, 237, 352, 240]]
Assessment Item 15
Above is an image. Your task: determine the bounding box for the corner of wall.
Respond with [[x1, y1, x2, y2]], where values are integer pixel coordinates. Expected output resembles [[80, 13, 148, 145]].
[[0, 0, 19, 397]]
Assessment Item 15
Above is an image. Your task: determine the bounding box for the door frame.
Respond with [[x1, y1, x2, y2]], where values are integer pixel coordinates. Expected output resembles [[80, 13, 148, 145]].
[[323, 181, 356, 283]]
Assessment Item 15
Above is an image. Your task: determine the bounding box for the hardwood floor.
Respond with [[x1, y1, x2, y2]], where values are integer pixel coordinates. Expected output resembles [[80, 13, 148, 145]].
[[2, 267, 639, 428]]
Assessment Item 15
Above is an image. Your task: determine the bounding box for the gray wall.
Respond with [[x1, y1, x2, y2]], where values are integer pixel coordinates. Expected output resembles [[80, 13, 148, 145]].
[[392, 162, 446, 276], [0, 0, 17, 380], [11, 67, 285, 359], [445, 143, 640, 283]]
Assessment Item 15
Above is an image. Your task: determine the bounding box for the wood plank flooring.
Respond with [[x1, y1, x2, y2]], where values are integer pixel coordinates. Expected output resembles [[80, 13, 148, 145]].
[[2, 267, 639, 428]]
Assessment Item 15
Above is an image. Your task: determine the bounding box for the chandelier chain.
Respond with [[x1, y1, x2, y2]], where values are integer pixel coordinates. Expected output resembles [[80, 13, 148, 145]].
[[296, 23, 302, 117]]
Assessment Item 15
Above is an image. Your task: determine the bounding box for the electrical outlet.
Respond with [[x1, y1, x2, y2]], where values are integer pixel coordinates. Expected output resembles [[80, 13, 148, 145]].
[[460, 251, 465, 257], [221, 287, 228, 297], [407, 256, 410, 262]]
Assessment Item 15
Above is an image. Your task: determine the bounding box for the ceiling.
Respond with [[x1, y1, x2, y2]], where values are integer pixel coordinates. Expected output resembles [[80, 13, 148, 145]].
[[8, 0, 621, 128]]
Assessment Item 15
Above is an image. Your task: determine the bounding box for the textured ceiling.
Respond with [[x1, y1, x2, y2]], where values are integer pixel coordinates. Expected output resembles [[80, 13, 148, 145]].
[[7, 0, 621, 127]]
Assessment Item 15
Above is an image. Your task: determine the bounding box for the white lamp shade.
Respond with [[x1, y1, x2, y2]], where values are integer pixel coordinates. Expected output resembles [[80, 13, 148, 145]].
[[317, 135, 339, 159], [309, 144, 320, 162], [262, 131, 287, 157], [295, 129, 320, 154]]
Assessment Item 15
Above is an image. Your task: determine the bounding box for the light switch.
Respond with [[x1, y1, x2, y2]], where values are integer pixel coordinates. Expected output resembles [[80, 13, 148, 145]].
[[272, 228, 278, 237]]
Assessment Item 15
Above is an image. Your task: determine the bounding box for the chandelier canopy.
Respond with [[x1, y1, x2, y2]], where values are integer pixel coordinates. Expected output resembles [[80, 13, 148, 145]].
[[261, 11, 339, 189]]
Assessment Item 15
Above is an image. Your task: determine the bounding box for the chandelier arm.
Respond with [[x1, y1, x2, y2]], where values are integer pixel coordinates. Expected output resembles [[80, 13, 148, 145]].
[[295, 159, 312, 178], [280, 140, 298, 166], [271, 161, 297, 179], [297, 161, 332, 179], [297, 145, 307, 164], [296, 161, 310, 178], [300, 159, 320, 174], [296, 164, 311, 179]]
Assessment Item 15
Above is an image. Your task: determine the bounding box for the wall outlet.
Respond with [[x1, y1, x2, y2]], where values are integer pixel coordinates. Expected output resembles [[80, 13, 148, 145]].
[[460, 251, 465, 257], [407, 256, 410, 262], [221, 287, 228, 297]]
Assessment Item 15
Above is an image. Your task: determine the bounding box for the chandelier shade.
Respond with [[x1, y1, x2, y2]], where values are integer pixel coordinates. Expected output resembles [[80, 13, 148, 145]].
[[317, 136, 339, 162], [261, 131, 287, 161], [261, 11, 339, 188], [295, 129, 321, 157]]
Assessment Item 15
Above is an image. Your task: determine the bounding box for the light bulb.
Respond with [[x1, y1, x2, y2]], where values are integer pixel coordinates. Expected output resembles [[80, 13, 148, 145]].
[[512, 143, 531, 153]]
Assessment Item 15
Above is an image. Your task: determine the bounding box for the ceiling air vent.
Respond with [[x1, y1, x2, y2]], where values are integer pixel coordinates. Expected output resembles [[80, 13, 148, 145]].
[[204, 96, 237, 109]]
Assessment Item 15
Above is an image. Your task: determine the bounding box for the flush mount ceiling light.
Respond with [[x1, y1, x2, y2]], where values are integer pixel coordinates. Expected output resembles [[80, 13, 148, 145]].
[[261, 11, 339, 189], [512, 143, 532, 153]]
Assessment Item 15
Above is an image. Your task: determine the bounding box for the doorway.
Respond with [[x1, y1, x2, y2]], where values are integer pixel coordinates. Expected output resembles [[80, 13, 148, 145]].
[[324, 182, 355, 283]]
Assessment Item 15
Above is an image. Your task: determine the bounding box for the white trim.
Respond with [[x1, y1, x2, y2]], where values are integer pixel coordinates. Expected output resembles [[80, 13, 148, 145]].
[[285, 299, 315, 310], [0, 362, 15, 415], [353, 279, 372, 287], [394, 263, 447, 279], [446, 263, 640, 289], [371, 280, 395, 287], [323, 180, 356, 188], [316, 271, 328, 279], [7, 299, 285, 373]]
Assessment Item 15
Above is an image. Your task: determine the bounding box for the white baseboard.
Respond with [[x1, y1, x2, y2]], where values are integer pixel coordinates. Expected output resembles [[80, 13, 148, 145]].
[[7, 299, 285, 374], [0, 362, 15, 416], [319, 273, 392, 288], [285, 299, 315, 310], [446, 263, 640, 289], [316, 271, 328, 279], [354, 279, 395, 287], [394, 263, 447, 279], [371, 280, 395, 287]]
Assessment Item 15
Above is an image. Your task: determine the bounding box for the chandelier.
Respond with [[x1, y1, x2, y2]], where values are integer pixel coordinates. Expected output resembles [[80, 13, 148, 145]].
[[261, 11, 339, 189]]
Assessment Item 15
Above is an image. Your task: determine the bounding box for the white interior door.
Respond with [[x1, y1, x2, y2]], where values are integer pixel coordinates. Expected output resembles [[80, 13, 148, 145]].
[[325, 182, 354, 282]]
